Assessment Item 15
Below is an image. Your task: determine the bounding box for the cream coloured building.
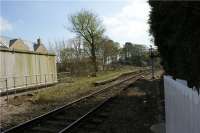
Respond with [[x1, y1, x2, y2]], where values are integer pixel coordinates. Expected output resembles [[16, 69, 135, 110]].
[[0, 36, 57, 94]]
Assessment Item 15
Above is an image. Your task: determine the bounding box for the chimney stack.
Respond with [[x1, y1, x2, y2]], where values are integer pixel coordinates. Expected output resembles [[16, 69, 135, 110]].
[[37, 38, 41, 45]]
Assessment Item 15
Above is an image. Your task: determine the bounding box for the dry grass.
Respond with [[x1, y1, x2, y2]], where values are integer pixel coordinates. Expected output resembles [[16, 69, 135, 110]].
[[34, 66, 139, 103]]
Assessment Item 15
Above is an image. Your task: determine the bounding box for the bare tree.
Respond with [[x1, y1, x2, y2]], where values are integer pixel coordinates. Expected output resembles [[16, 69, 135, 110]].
[[68, 9, 105, 76], [69, 36, 82, 61], [48, 40, 66, 63]]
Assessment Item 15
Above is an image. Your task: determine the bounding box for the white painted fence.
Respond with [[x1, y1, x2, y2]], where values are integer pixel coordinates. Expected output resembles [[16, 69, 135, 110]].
[[164, 76, 200, 133]]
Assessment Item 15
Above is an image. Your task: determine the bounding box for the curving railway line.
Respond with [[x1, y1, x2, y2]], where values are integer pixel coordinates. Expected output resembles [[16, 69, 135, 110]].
[[2, 70, 150, 133]]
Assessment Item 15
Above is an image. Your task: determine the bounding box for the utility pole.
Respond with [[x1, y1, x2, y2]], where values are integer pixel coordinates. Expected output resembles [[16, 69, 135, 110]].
[[149, 45, 155, 79]]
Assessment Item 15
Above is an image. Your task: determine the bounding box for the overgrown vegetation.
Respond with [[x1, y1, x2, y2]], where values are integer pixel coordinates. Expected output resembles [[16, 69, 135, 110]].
[[68, 10, 105, 76], [49, 10, 151, 76], [119, 42, 150, 66], [149, 1, 200, 89], [35, 66, 139, 103], [52, 39, 150, 76]]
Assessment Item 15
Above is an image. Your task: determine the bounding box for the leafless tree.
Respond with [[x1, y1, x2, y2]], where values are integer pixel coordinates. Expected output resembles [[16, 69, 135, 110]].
[[68, 9, 105, 76]]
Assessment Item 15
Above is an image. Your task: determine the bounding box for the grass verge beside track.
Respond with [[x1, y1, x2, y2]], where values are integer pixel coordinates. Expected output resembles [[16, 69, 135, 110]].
[[34, 66, 140, 103]]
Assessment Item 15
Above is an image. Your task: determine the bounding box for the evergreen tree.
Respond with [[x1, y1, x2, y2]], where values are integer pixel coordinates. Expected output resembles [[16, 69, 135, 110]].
[[149, 1, 200, 90]]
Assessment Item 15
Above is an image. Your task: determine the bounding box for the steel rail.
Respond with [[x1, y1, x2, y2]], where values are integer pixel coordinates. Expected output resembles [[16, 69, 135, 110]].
[[3, 70, 149, 133], [59, 96, 114, 133], [58, 75, 141, 133]]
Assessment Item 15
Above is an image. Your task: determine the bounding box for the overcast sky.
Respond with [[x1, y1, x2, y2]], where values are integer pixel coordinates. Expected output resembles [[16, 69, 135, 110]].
[[0, 0, 151, 47]]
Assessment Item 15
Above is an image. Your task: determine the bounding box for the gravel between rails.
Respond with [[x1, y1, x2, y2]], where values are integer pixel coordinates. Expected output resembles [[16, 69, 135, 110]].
[[2, 71, 149, 132], [70, 70, 164, 133], [0, 70, 142, 130]]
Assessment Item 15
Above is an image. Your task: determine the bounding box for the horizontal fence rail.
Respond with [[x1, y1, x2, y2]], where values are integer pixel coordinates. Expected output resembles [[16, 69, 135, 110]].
[[0, 48, 58, 95], [0, 73, 59, 94], [164, 76, 200, 133]]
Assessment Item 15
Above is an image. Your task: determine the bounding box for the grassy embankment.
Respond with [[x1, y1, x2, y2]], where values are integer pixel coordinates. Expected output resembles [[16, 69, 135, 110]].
[[34, 66, 140, 103]]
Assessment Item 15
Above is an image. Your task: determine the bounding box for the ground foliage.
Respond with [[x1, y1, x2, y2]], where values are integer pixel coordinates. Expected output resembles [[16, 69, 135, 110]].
[[149, 1, 200, 90], [119, 42, 150, 66]]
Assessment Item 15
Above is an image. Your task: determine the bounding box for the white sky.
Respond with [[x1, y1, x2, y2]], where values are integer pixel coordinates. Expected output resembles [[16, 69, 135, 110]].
[[1, 0, 152, 47], [103, 0, 151, 46]]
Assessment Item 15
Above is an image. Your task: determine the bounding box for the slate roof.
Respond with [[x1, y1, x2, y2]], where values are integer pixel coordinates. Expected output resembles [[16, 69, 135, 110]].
[[0, 36, 41, 51], [9, 39, 18, 47]]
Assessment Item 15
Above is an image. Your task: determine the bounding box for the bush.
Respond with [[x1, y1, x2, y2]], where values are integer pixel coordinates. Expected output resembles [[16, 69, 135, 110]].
[[149, 1, 200, 90]]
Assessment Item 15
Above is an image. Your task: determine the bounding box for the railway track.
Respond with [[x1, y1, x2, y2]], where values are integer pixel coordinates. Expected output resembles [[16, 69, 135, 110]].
[[69, 95, 121, 133], [0, 70, 138, 98], [2, 70, 149, 133]]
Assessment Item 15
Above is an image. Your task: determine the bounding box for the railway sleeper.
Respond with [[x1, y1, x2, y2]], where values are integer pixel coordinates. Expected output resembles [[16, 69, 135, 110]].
[[81, 124, 103, 133], [27, 120, 72, 133], [45, 120, 71, 126], [30, 126, 58, 133], [3, 72, 149, 133], [77, 131, 102, 133], [82, 123, 97, 129], [89, 118, 104, 124], [51, 115, 76, 122], [96, 112, 109, 118]]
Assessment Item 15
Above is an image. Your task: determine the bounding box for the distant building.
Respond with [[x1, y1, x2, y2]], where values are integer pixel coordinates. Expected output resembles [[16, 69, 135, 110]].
[[0, 36, 57, 94], [9, 39, 30, 51], [0, 36, 48, 53], [34, 38, 48, 53]]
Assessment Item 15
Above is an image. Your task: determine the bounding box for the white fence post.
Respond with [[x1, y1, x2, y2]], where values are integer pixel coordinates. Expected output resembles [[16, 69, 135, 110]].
[[164, 76, 200, 133]]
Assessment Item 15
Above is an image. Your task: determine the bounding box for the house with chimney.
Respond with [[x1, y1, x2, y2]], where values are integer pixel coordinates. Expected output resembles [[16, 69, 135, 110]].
[[0, 36, 57, 95], [0, 36, 48, 53], [33, 38, 48, 53]]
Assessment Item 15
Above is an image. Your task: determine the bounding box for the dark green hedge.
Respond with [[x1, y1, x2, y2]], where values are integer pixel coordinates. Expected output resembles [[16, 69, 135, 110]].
[[148, 1, 200, 90]]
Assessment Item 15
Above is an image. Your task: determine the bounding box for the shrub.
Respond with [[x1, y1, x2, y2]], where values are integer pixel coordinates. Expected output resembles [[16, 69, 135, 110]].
[[149, 1, 200, 90]]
